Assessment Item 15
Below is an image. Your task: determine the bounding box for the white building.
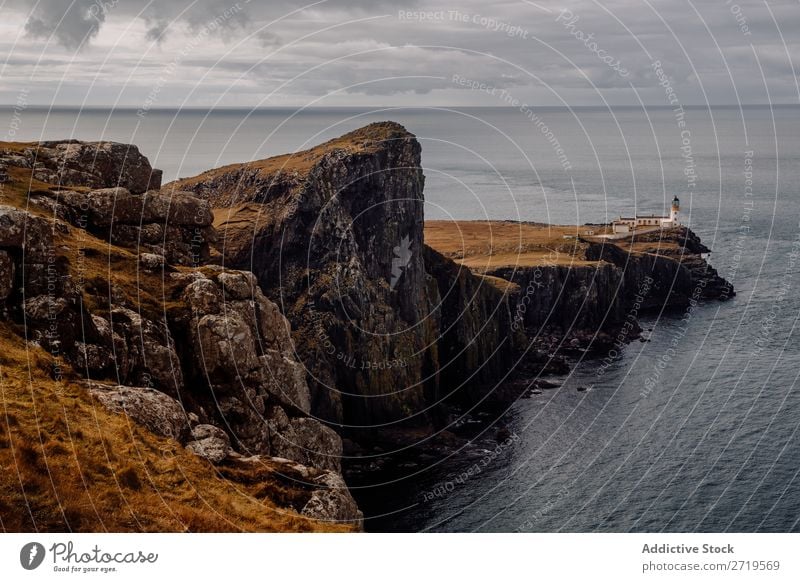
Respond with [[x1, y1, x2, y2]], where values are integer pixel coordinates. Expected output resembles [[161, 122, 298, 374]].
[[612, 196, 680, 234]]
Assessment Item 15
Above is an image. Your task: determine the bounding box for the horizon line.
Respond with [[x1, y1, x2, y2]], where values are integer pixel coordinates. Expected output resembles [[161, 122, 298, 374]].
[[0, 103, 798, 111]]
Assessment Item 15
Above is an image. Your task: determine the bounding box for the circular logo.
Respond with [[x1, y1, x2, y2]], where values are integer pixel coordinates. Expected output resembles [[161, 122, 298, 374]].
[[19, 542, 46, 570]]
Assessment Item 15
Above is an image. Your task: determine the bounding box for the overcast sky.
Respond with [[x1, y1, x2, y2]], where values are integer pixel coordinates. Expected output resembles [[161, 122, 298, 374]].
[[1, 0, 798, 108]]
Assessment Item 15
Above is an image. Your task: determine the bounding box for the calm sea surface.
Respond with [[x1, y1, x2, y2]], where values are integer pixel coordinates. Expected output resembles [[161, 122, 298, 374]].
[[4, 106, 800, 531]]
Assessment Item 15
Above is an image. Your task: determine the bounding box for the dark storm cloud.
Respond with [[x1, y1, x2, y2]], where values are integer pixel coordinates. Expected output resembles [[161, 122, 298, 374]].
[[21, 0, 108, 49]]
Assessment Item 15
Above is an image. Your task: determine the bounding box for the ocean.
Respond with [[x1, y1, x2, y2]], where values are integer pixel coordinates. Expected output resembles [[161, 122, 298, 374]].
[[4, 105, 800, 532]]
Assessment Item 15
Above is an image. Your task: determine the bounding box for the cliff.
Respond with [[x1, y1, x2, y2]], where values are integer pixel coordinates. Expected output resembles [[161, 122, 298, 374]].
[[171, 122, 528, 428], [0, 141, 361, 531], [426, 221, 733, 362], [173, 127, 733, 431]]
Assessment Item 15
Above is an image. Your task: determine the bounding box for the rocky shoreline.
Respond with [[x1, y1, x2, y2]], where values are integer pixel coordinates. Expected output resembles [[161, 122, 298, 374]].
[[0, 122, 733, 530]]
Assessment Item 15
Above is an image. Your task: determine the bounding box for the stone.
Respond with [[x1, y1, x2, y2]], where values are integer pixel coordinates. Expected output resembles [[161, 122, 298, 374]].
[[267, 410, 342, 473], [217, 271, 257, 300], [195, 312, 260, 381], [254, 293, 295, 356], [75, 342, 115, 374], [17, 141, 161, 194], [259, 350, 311, 414], [290, 417, 342, 473], [90, 385, 191, 442], [0, 205, 54, 262], [301, 471, 363, 527], [110, 307, 184, 393], [186, 424, 232, 464], [139, 253, 165, 271], [183, 277, 223, 315]]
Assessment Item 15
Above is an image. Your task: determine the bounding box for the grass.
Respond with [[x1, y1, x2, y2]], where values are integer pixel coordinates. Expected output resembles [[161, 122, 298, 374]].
[[0, 322, 350, 532], [424, 220, 602, 271]]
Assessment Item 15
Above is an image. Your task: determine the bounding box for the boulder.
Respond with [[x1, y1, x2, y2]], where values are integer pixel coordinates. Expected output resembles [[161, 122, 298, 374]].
[[139, 252, 165, 271], [301, 471, 363, 526], [15, 141, 162, 194], [267, 409, 342, 473], [290, 417, 342, 473], [195, 312, 260, 381], [90, 384, 191, 442], [186, 424, 232, 463], [217, 270, 257, 300], [0, 205, 54, 262], [49, 187, 214, 265]]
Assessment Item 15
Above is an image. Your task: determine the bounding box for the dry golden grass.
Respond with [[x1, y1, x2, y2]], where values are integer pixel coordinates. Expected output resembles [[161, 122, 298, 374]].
[[424, 220, 604, 271], [0, 327, 351, 532]]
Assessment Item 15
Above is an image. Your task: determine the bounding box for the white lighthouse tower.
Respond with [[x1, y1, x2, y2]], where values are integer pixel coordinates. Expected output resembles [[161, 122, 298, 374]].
[[669, 195, 680, 225]]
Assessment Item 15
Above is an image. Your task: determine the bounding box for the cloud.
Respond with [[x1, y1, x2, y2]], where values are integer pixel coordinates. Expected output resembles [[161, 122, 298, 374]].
[[22, 0, 108, 49]]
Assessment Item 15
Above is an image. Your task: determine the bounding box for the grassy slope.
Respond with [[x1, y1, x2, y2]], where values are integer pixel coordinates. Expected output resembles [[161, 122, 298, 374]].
[[0, 153, 350, 532]]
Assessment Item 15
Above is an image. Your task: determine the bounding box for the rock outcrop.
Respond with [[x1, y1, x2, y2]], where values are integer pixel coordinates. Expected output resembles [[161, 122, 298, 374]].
[[30, 186, 215, 265], [0, 140, 161, 193], [173, 123, 444, 427]]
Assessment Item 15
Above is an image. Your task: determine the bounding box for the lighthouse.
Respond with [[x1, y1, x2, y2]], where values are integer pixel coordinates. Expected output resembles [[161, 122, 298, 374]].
[[670, 195, 680, 225], [610, 195, 682, 234]]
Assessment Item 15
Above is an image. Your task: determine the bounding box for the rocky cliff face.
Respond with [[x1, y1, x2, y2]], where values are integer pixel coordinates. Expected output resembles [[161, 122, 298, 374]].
[[0, 141, 361, 529], [172, 123, 531, 428], [487, 226, 734, 355], [174, 123, 445, 427], [171, 122, 735, 428]]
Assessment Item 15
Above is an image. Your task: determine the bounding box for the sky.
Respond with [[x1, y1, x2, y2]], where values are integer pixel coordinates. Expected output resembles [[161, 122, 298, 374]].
[[0, 0, 798, 108]]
